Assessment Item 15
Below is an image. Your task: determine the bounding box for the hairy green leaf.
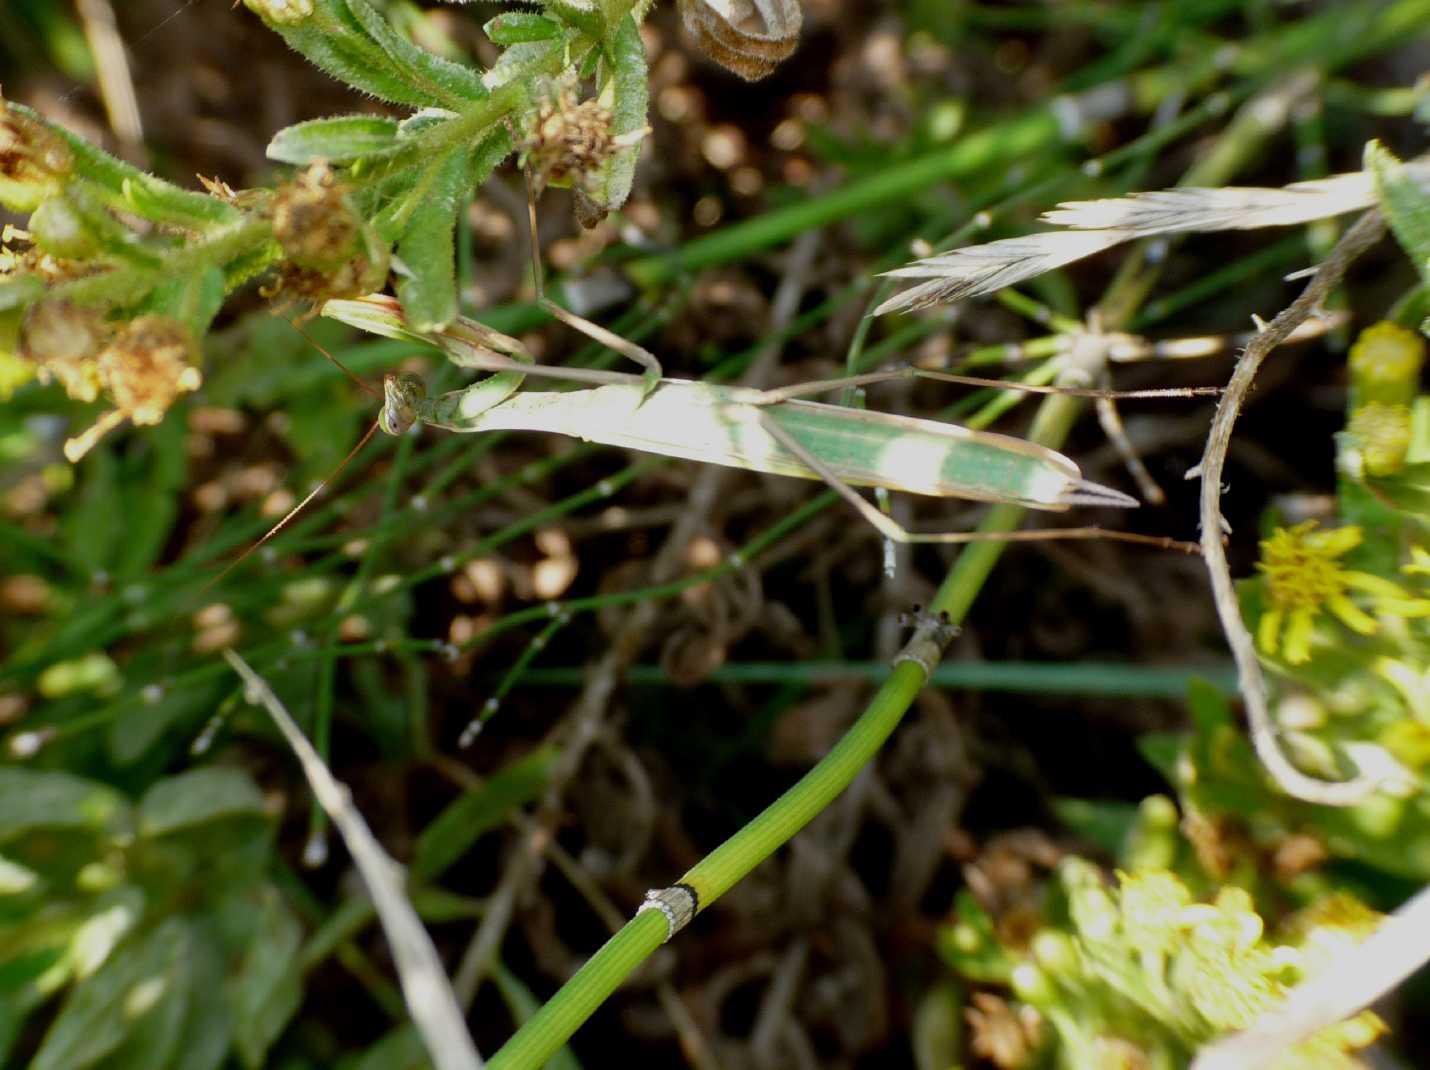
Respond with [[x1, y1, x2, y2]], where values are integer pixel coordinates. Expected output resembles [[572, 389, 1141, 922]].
[[267, 115, 403, 164], [250, 0, 455, 108], [578, 15, 648, 226], [343, 0, 488, 107], [393, 145, 473, 331], [484, 12, 563, 44], [1368, 140, 1430, 288]]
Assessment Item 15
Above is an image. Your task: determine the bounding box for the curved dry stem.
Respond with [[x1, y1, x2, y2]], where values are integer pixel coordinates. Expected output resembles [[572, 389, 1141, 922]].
[[1197, 209, 1386, 806]]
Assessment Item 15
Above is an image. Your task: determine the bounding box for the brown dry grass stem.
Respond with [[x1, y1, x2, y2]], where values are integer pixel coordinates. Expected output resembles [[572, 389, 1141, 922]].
[[1196, 209, 1389, 805]]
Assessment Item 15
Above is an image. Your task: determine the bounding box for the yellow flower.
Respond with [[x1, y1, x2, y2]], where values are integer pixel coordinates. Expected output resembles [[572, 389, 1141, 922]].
[[1403, 545, 1430, 577], [1256, 522, 1430, 664]]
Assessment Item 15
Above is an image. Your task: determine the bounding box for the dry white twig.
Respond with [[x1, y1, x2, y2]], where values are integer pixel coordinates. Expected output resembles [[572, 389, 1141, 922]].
[[1193, 878, 1430, 1070], [1196, 210, 1389, 807], [223, 649, 483, 1070]]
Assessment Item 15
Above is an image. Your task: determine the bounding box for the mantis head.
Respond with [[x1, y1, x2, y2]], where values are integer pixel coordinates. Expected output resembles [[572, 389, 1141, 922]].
[[380, 373, 425, 435]]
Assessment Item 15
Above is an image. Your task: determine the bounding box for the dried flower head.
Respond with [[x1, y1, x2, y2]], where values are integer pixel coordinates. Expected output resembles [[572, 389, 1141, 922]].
[[61, 316, 203, 462], [523, 87, 622, 195], [1256, 522, 1430, 665], [966, 992, 1043, 1069], [20, 301, 108, 403], [272, 164, 362, 269], [266, 165, 388, 305], [0, 98, 72, 211], [98, 316, 202, 426]]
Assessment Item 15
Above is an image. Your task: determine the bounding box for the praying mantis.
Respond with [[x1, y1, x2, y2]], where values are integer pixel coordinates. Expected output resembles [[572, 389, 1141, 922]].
[[315, 291, 1211, 554]]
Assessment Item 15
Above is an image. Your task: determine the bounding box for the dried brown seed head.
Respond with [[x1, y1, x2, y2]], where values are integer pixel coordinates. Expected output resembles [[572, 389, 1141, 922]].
[[20, 302, 107, 403], [97, 316, 202, 427], [526, 93, 619, 194], [0, 98, 72, 210], [272, 164, 362, 269]]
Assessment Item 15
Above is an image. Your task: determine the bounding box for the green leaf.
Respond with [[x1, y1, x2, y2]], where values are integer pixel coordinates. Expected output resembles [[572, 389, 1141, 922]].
[[484, 12, 562, 44], [229, 885, 304, 1070], [62, 446, 124, 572], [267, 115, 403, 165], [112, 413, 188, 580], [468, 124, 514, 190], [30, 918, 191, 1070], [1366, 461, 1430, 516], [252, 0, 453, 108], [0, 274, 46, 310], [169, 930, 232, 1070], [1367, 140, 1430, 288], [5, 103, 235, 228], [343, 0, 488, 108], [108, 677, 226, 766], [911, 979, 962, 1070], [353, 1025, 430, 1070], [544, 0, 606, 36], [393, 145, 473, 331], [1052, 797, 1139, 857], [1137, 732, 1182, 781], [0, 768, 130, 844], [412, 747, 556, 881], [1186, 675, 1233, 734], [138, 768, 267, 839], [578, 15, 648, 226]]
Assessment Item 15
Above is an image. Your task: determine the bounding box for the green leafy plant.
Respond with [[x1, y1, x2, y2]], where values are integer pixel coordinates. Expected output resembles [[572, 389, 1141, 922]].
[[2, 0, 670, 460], [0, 765, 297, 1069], [6, 3, 1430, 1069]]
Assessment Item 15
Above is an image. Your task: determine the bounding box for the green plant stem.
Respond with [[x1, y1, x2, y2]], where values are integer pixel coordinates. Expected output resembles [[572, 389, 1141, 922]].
[[485, 659, 933, 1070], [935, 394, 1085, 621], [488, 384, 1080, 1070], [47, 217, 274, 309], [509, 660, 1239, 697]]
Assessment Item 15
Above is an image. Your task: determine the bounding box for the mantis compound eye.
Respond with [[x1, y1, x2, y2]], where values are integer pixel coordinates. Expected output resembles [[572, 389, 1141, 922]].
[[379, 373, 422, 435]]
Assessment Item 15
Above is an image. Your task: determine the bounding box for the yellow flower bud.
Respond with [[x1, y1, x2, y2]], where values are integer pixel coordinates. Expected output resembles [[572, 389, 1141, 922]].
[[1349, 321, 1424, 406], [1346, 400, 1412, 477]]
